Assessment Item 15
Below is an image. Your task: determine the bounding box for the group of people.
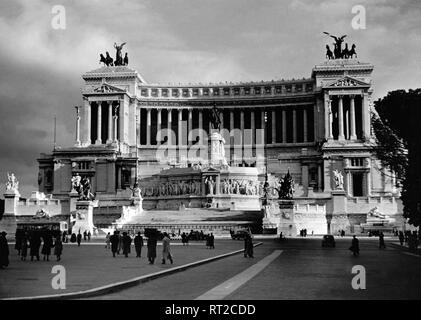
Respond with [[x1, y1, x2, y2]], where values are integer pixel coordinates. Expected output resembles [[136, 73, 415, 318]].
[[398, 230, 420, 250], [299, 229, 309, 237], [106, 230, 173, 264], [0, 229, 64, 269]]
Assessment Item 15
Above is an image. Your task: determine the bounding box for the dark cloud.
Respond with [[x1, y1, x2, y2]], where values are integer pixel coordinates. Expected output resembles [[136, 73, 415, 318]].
[[0, 0, 420, 197]]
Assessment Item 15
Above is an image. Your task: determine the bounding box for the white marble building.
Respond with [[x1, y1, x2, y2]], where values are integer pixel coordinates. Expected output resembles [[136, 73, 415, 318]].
[[36, 58, 403, 234]]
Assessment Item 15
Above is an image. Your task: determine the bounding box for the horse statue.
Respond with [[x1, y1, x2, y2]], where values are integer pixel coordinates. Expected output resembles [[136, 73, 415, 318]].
[[323, 32, 347, 59], [326, 45, 334, 60], [114, 42, 126, 66], [274, 171, 295, 200], [342, 43, 350, 59], [348, 44, 357, 59]]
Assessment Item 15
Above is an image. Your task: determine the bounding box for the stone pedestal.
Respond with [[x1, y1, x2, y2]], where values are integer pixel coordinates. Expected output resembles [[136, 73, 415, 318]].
[[0, 189, 20, 236], [71, 200, 98, 235], [277, 200, 296, 236], [330, 189, 350, 234], [209, 132, 228, 167]]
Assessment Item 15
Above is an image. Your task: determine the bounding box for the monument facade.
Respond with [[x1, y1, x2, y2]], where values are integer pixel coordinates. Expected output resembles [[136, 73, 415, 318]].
[[35, 42, 403, 235]]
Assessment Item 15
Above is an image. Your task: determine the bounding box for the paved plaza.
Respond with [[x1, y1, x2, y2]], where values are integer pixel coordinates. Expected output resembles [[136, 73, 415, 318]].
[[1, 237, 421, 300]]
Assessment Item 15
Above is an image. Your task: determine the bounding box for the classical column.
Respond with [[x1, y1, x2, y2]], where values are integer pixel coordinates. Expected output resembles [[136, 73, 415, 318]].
[[167, 109, 172, 145], [240, 109, 244, 146], [260, 109, 265, 145], [230, 109, 234, 133], [188, 109, 192, 145], [198, 109, 203, 144], [107, 101, 113, 143], [75, 106, 81, 146], [292, 108, 297, 143], [338, 96, 345, 140], [317, 164, 322, 192], [282, 110, 286, 143], [271, 109, 276, 144], [113, 105, 119, 142], [362, 93, 370, 140], [250, 109, 255, 145], [220, 110, 224, 131], [328, 99, 333, 140], [350, 95, 357, 140], [146, 108, 151, 145], [178, 108, 183, 146], [84, 100, 91, 145], [96, 102, 102, 145], [303, 107, 308, 143], [157, 109, 162, 145]]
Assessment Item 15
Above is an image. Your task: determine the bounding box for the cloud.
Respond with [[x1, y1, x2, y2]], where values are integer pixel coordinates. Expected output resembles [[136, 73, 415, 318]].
[[0, 0, 420, 198]]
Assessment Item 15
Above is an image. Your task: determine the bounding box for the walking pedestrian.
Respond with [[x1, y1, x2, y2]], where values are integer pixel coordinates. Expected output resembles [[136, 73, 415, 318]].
[[83, 230, 87, 241], [87, 231, 91, 242], [209, 233, 215, 249], [399, 231, 404, 246], [244, 232, 254, 258], [110, 231, 119, 257], [147, 232, 158, 264], [21, 232, 29, 261], [76, 231, 82, 247], [15, 229, 23, 256], [379, 232, 386, 249], [161, 233, 173, 264], [349, 235, 360, 256], [41, 230, 53, 261], [105, 232, 111, 249], [30, 231, 41, 261], [0, 231, 9, 269], [54, 235, 63, 261], [122, 232, 132, 258], [134, 232, 144, 258], [118, 231, 123, 255]]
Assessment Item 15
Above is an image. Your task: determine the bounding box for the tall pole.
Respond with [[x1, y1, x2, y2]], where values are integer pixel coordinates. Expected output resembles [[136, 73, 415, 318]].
[[53, 115, 57, 151], [263, 111, 269, 206]]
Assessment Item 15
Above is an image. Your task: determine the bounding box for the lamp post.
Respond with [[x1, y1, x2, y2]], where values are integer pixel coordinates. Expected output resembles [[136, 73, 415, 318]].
[[263, 111, 269, 207], [134, 113, 139, 186]]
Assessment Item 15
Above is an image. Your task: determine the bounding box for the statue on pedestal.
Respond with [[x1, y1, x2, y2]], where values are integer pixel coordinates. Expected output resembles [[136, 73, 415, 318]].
[[333, 170, 344, 190], [5, 173, 19, 192], [275, 171, 294, 200]]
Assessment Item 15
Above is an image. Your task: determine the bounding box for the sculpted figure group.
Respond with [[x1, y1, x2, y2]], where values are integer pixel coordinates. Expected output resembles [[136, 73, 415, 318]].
[[99, 42, 129, 67], [6, 172, 19, 192], [71, 174, 95, 201], [324, 32, 357, 60], [142, 180, 202, 197]]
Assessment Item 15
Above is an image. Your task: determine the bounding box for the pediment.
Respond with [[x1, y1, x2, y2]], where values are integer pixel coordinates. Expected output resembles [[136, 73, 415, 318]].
[[92, 82, 126, 94], [325, 76, 370, 88]]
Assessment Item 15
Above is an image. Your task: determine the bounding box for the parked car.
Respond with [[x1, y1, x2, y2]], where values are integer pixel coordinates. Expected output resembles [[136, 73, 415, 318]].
[[231, 230, 249, 240], [321, 235, 336, 247]]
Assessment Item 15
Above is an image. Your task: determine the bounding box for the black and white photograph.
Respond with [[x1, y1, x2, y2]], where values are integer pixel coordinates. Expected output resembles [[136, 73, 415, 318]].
[[1, 0, 421, 311]]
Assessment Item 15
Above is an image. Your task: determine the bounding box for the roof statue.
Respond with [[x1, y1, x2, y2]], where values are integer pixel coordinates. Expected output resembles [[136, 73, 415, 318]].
[[6, 172, 19, 192], [275, 171, 295, 200], [323, 32, 357, 60], [210, 103, 221, 131], [99, 42, 128, 67]]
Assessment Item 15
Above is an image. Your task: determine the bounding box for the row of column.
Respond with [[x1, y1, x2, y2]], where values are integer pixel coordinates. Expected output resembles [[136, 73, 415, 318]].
[[325, 94, 367, 141], [76, 101, 119, 146], [141, 107, 312, 146]]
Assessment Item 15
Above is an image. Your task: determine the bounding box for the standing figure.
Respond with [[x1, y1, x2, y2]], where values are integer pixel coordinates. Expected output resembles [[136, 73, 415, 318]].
[[87, 231, 91, 242], [379, 232, 386, 249], [54, 235, 63, 261], [30, 231, 41, 261], [0, 231, 9, 268], [41, 230, 53, 261], [134, 232, 144, 258], [349, 235, 360, 256], [110, 231, 119, 258], [147, 232, 158, 264], [105, 52, 114, 66], [114, 42, 126, 66], [399, 231, 404, 246], [105, 232, 111, 249], [20, 233, 29, 261], [123, 52, 129, 66], [161, 233, 173, 264], [244, 230, 254, 258], [209, 233, 215, 249], [122, 232, 132, 258], [76, 231, 82, 247]]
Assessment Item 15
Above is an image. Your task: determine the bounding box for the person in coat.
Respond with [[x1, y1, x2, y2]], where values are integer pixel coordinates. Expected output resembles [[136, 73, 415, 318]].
[[30, 231, 41, 261], [76, 231, 82, 247], [161, 233, 173, 264], [15, 229, 23, 255], [122, 232, 132, 258], [379, 232, 386, 249], [110, 231, 119, 258], [41, 230, 53, 261], [244, 232, 254, 258], [350, 235, 360, 256], [54, 235, 63, 261], [147, 232, 158, 264], [20, 232, 29, 261], [105, 232, 111, 249], [134, 232, 144, 258], [209, 233, 215, 249], [118, 231, 123, 255], [0, 231, 9, 268]]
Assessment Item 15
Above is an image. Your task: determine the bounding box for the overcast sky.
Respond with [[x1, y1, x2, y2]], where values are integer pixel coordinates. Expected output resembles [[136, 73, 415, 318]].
[[0, 0, 420, 197]]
